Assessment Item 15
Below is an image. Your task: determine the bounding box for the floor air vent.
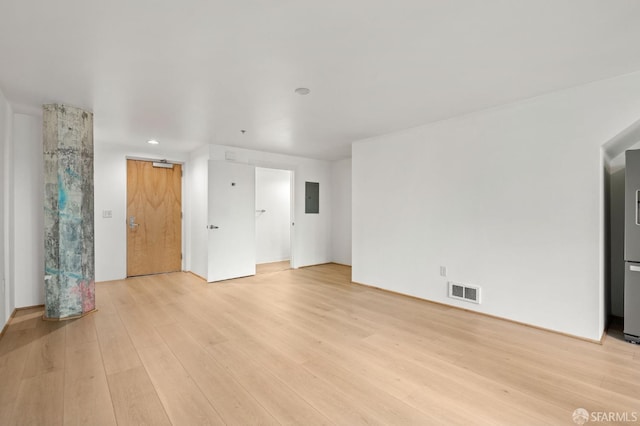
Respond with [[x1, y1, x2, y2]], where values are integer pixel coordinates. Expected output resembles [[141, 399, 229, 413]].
[[448, 282, 481, 304]]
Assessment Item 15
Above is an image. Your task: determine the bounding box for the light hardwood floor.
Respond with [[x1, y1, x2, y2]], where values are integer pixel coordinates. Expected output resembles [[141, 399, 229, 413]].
[[256, 261, 291, 275], [1, 264, 639, 425]]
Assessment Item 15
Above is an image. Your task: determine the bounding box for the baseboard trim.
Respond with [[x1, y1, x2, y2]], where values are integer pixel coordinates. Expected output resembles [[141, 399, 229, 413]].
[[16, 304, 45, 311], [0, 304, 46, 341], [43, 308, 98, 322], [351, 280, 604, 345], [329, 262, 352, 267], [298, 262, 331, 269], [187, 271, 207, 282], [0, 309, 18, 340], [299, 262, 355, 269]]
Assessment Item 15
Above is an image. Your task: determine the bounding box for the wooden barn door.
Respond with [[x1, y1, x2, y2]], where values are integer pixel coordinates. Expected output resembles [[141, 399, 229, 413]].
[[126, 159, 182, 276]]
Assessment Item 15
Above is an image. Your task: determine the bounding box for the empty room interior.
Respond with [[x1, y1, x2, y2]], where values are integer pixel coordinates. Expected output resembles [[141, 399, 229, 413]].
[[1, 1, 640, 424]]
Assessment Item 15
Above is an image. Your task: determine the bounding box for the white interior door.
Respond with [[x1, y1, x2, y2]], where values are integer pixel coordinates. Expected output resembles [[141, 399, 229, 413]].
[[207, 160, 256, 282]]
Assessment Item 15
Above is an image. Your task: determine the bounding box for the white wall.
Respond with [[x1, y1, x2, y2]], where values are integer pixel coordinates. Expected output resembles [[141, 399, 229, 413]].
[[12, 113, 44, 308], [2, 102, 15, 325], [331, 158, 352, 266], [194, 145, 332, 269], [353, 72, 640, 341], [187, 145, 209, 278], [94, 142, 189, 281], [255, 167, 291, 264], [0, 89, 10, 325]]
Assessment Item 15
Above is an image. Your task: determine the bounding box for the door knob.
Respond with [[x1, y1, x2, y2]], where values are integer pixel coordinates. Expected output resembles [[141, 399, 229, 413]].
[[207, 225, 219, 229]]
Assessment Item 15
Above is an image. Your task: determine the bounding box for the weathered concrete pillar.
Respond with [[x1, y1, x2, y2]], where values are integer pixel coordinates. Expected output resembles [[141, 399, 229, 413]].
[[43, 104, 95, 320]]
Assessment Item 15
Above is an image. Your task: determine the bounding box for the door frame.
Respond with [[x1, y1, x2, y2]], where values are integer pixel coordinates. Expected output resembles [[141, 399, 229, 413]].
[[249, 161, 297, 269], [255, 166, 296, 270], [125, 156, 186, 273]]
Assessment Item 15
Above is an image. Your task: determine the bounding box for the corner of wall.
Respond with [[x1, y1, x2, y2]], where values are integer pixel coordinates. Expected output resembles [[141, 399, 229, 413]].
[[12, 113, 45, 307], [0, 91, 12, 325], [600, 149, 610, 337], [330, 158, 352, 266]]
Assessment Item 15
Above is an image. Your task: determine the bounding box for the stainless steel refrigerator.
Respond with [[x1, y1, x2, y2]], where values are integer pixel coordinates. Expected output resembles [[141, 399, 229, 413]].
[[624, 149, 640, 343]]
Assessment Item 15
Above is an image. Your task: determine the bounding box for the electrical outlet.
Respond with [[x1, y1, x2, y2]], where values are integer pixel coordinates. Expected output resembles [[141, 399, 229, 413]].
[[439, 266, 447, 277], [102, 210, 112, 218]]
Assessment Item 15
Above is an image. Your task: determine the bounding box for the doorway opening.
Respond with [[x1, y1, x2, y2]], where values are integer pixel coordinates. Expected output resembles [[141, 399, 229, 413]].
[[126, 159, 182, 277], [255, 167, 293, 274]]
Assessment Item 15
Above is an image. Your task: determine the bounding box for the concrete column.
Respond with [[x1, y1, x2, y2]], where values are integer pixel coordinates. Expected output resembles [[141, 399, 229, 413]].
[[43, 104, 95, 320]]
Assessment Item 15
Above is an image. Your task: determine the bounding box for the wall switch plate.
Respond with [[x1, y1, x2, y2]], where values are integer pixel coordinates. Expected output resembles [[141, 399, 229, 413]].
[[102, 210, 113, 218], [439, 266, 447, 277]]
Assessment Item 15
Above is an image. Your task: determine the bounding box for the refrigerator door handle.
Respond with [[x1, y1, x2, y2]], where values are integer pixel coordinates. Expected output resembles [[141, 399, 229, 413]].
[[630, 265, 640, 272], [637, 190, 640, 225]]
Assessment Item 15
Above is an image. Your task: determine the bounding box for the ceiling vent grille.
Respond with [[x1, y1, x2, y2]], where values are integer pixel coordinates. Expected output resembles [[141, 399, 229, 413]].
[[448, 282, 481, 304]]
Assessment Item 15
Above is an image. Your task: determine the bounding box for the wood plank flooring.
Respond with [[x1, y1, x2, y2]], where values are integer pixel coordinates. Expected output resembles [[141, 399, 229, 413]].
[[256, 261, 291, 275], [0, 263, 639, 425]]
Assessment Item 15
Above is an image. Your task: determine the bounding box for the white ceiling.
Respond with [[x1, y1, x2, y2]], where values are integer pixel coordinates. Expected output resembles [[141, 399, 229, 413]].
[[1, 0, 640, 160]]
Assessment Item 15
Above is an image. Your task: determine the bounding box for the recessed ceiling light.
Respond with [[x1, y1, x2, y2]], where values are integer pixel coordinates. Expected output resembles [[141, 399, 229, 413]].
[[147, 139, 159, 145], [294, 87, 310, 95]]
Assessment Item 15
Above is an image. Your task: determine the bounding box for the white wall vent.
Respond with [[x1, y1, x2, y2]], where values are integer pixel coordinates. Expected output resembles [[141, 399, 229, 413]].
[[448, 282, 481, 304]]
